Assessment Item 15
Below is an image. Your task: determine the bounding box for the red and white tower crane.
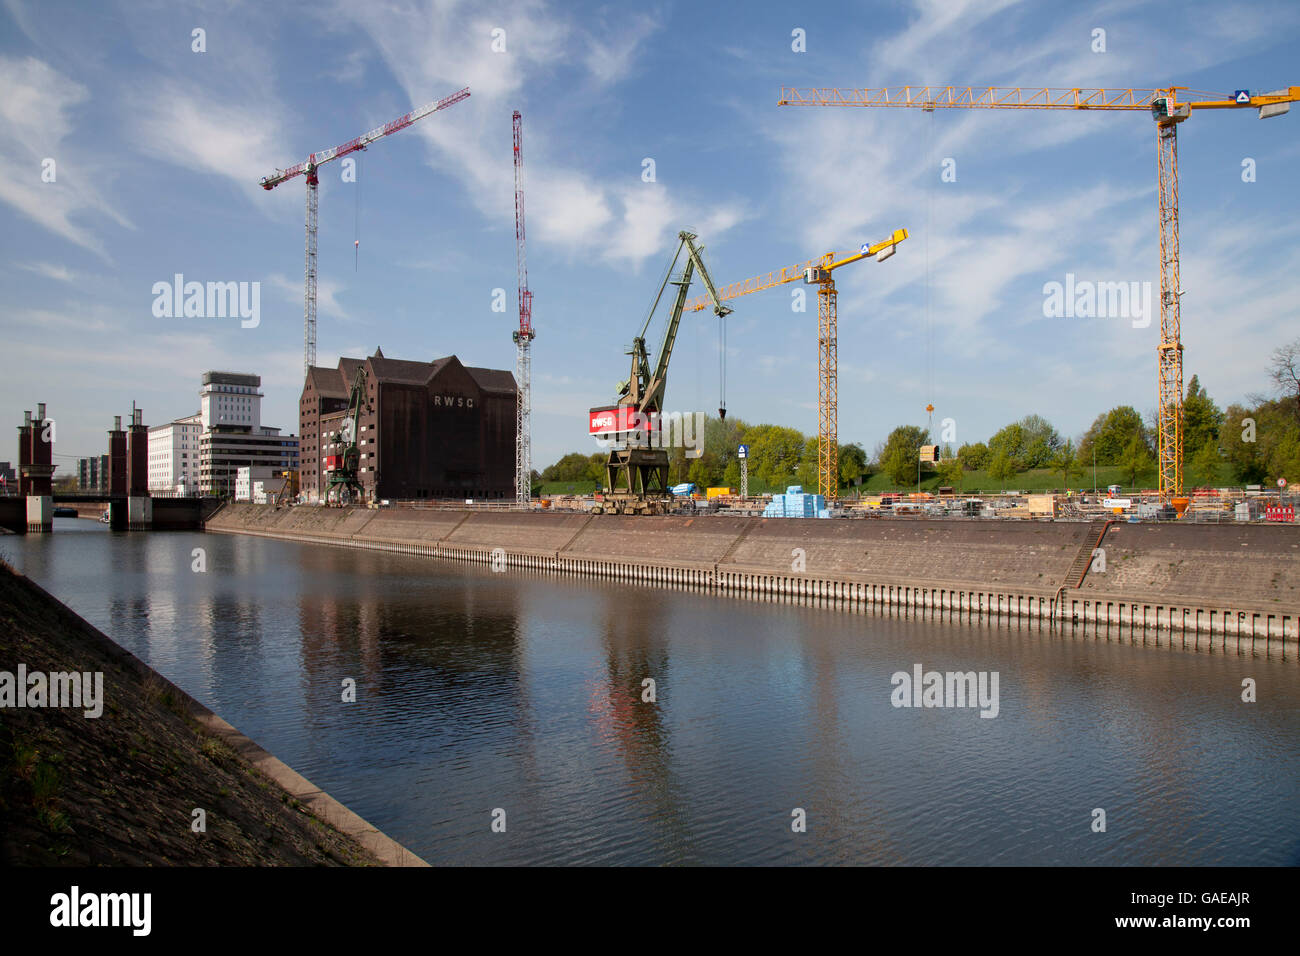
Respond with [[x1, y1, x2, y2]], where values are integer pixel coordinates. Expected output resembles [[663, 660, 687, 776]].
[[260, 87, 471, 376], [512, 109, 535, 506]]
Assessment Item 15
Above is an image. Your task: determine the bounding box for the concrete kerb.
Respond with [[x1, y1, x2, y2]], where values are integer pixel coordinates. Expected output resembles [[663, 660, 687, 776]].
[[189, 707, 428, 868]]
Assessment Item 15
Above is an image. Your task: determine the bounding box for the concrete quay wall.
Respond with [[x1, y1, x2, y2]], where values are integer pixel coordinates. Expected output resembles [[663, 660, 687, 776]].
[[205, 504, 1300, 652]]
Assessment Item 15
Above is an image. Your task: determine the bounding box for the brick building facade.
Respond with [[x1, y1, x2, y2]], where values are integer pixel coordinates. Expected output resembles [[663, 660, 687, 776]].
[[299, 349, 517, 502]]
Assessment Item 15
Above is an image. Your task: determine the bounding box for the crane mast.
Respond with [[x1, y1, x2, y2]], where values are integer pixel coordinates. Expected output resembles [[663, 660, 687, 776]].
[[590, 231, 729, 514], [325, 366, 368, 506], [259, 87, 470, 377], [512, 110, 535, 507], [777, 84, 1299, 505], [683, 228, 909, 499]]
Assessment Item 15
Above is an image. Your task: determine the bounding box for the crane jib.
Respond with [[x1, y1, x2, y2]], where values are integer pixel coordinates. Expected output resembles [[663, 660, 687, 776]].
[[259, 87, 470, 188]]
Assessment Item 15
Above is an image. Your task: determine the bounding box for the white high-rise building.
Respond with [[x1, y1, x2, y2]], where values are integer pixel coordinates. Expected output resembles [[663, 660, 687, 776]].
[[200, 371, 263, 429], [150, 372, 299, 498], [148, 413, 202, 494]]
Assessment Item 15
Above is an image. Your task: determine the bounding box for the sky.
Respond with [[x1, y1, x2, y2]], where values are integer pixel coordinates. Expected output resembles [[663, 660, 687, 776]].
[[2, 0, 1298, 474]]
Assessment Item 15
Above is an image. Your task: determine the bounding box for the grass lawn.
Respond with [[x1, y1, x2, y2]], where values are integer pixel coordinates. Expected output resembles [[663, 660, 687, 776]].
[[848, 460, 1235, 495], [537, 463, 1236, 498]]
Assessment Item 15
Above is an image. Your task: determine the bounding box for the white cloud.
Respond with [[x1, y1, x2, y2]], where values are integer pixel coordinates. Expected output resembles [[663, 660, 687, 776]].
[[581, 11, 660, 85], [267, 273, 349, 320], [330, 0, 741, 265], [133, 82, 290, 199], [0, 55, 131, 258], [17, 261, 76, 282]]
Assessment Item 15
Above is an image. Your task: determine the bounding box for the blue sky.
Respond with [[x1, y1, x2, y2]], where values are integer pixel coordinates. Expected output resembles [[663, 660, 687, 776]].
[[2, 0, 1298, 472]]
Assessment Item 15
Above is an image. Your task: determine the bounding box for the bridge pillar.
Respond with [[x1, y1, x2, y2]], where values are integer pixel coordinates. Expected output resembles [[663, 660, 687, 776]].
[[26, 495, 53, 533], [126, 405, 148, 497], [17, 403, 54, 533], [128, 496, 152, 531], [108, 416, 127, 497]]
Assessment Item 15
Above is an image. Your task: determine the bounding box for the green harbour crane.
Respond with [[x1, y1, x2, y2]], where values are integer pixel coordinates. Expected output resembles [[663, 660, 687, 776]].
[[326, 366, 369, 506], [589, 230, 730, 514]]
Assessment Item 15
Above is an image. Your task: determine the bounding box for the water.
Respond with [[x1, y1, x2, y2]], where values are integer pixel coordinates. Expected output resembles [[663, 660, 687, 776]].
[[5, 518, 1299, 865]]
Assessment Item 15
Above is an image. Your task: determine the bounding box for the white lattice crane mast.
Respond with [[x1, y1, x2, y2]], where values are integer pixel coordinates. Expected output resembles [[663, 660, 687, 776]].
[[260, 87, 471, 376], [512, 110, 535, 507]]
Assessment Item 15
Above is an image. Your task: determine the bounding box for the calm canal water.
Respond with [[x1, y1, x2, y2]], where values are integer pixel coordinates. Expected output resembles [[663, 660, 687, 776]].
[[6, 518, 1299, 865]]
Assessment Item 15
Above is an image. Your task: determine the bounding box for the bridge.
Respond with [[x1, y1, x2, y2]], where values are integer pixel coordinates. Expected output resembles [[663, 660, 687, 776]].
[[0, 494, 217, 533], [4, 402, 217, 535]]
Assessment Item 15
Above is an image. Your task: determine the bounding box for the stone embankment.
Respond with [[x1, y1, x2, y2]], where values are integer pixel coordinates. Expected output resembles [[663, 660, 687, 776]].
[[0, 561, 427, 866], [206, 504, 1300, 653]]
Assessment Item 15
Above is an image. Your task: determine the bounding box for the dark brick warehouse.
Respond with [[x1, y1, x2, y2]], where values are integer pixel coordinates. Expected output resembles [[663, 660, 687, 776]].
[[300, 348, 517, 502]]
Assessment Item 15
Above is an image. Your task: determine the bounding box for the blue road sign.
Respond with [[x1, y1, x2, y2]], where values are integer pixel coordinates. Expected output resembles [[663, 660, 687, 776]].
[[738, 444, 749, 459], [1234, 89, 1251, 103]]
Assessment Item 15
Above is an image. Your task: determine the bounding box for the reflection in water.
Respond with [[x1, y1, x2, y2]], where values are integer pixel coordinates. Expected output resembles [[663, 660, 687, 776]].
[[5, 518, 1300, 866], [590, 589, 692, 861]]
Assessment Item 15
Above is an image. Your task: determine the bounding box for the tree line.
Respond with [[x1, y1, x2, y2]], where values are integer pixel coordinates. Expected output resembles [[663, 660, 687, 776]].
[[539, 337, 1300, 493]]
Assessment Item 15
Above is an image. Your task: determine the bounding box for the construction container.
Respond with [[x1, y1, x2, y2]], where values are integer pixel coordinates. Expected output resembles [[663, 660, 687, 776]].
[[1026, 494, 1058, 517]]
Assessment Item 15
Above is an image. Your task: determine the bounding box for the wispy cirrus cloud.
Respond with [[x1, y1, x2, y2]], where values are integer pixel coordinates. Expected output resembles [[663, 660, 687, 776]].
[[0, 55, 131, 259], [329, 0, 745, 266]]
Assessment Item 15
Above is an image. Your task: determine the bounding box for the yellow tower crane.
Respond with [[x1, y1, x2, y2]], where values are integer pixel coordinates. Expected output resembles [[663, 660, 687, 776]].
[[777, 85, 1299, 507], [684, 228, 908, 499]]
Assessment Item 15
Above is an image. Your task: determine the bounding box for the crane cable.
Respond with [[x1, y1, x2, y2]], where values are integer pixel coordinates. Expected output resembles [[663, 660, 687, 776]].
[[719, 312, 726, 420], [354, 153, 362, 270]]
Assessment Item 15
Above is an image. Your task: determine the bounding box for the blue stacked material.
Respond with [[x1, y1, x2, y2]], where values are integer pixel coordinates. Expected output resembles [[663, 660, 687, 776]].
[[762, 487, 828, 517]]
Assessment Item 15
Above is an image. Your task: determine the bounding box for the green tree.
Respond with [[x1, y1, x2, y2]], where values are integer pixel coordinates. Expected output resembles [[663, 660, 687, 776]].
[[839, 443, 868, 487], [543, 452, 595, 483], [1190, 440, 1224, 487], [795, 437, 819, 491], [1120, 436, 1154, 487], [987, 415, 1062, 470], [747, 424, 806, 489], [880, 425, 927, 487], [687, 454, 719, 488], [1219, 403, 1266, 484], [988, 450, 1016, 491], [935, 457, 963, 489], [986, 423, 1026, 469], [958, 441, 989, 470], [1051, 439, 1077, 488], [1078, 406, 1146, 465], [1182, 374, 1224, 457]]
